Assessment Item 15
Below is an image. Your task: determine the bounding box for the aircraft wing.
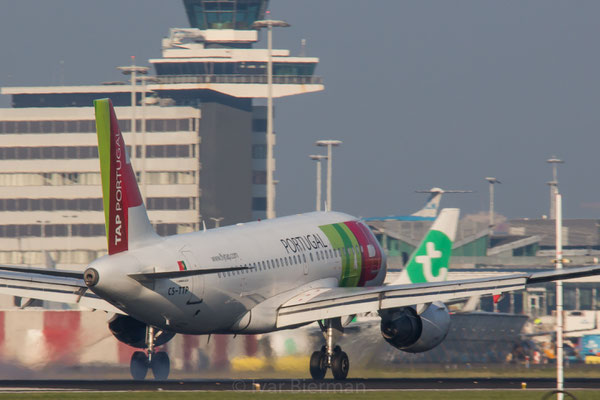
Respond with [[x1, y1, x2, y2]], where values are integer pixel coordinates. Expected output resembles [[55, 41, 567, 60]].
[[276, 265, 600, 328], [0, 265, 124, 314]]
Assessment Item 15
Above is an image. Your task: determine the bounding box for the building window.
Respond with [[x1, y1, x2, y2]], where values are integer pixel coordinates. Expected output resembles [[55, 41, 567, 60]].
[[252, 119, 267, 132], [252, 144, 267, 159], [144, 145, 191, 158], [252, 197, 266, 211], [252, 171, 266, 184], [147, 197, 192, 210]]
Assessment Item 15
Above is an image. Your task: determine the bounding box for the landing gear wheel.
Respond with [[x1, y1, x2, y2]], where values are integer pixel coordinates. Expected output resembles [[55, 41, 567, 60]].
[[331, 351, 349, 380], [130, 351, 149, 380], [309, 350, 327, 380], [151, 351, 170, 380]]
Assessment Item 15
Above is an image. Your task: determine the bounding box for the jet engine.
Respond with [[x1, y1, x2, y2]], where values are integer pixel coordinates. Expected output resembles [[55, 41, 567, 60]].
[[108, 315, 175, 348], [379, 301, 450, 353]]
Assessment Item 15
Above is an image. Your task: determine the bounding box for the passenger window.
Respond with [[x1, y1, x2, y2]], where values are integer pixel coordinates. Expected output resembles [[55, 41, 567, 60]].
[[329, 249, 333, 257], [293, 255, 297, 264], [302, 254, 307, 263], [316, 252, 320, 261], [310, 253, 314, 262], [276, 259, 280, 268]]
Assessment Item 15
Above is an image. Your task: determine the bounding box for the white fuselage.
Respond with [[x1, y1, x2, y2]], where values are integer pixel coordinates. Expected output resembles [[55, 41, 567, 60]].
[[88, 211, 387, 334]]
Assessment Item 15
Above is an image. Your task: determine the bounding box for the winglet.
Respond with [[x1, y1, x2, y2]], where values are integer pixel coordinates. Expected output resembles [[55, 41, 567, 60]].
[[393, 208, 460, 285], [94, 98, 159, 255]]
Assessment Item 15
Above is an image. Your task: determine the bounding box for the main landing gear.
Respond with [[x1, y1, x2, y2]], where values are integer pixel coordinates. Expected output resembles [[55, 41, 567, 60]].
[[310, 318, 349, 380], [130, 326, 171, 380]]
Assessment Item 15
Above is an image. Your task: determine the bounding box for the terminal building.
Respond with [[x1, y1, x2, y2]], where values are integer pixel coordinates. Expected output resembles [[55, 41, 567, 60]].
[[0, 0, 323, 268]]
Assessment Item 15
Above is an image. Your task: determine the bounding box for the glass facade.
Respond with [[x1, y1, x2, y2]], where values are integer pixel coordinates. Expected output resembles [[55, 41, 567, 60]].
[[155, 62, 316, 77], [0, 118, 191, 134], [184, 0, 267, 30], [0, 197, 194, 212]]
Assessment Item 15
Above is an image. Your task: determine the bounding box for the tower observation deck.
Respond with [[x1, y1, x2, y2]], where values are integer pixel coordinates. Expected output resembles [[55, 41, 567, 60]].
[[148, 0, 323, 102]]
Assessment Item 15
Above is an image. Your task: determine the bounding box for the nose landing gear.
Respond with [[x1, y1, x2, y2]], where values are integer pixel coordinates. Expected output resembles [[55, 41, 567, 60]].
[[129, 326, 171, 380], [309, 318, 349, 380]]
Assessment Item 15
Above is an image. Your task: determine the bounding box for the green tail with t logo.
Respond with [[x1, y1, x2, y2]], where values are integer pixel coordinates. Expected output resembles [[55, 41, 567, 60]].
[[392, 208, 460, 285]]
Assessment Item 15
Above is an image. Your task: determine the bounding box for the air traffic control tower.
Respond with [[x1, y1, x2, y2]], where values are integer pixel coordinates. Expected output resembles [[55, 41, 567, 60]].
[[0, 0, 323, 268], [150, 0, 323, 221]]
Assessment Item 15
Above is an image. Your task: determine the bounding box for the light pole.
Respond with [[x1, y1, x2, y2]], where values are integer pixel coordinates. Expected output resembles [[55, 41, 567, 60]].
[[315, 140, 342, 211], [117, 58, 149, 166], [137, 75, 158, 199], [547, 157, 564, 219], [253, 14, 290, 219], [555, 192, 564, 400], [309, 155, 327, 211], [485, 177, 501, 228]]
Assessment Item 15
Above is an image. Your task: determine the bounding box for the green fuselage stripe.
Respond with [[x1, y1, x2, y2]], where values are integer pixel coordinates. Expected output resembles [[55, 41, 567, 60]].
[[319, 222, 362, 288], [94, 99, 111, 243], [335, 223, 361, 287]]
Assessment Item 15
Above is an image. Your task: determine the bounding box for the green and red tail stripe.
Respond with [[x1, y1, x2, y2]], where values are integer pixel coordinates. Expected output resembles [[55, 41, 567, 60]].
[[94, 99, 144, 255], [177, 261, 188, 271]]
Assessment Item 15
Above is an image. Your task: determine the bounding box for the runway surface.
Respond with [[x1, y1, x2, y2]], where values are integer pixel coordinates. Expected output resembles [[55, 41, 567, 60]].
[[0, 378, 599, 392]]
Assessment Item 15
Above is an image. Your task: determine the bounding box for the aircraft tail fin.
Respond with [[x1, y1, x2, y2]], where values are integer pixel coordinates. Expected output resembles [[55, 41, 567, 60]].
[[94, 98, 159, 255], [411, 188, 444, 218], [393, 208, 460, 285]]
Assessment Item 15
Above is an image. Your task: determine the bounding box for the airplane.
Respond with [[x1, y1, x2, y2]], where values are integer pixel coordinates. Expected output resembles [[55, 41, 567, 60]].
[[362, 187, 472, 222], [0, 98, 598, 381]]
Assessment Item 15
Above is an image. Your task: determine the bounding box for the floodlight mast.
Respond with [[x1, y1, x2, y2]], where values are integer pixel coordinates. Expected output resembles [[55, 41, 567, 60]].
[[309, 155, 327, 211], [547, 157, 564, 219], [252, 15, 290, 219], [315, 140, 342, 211], [555, 192, 564, 400], [117, 57, 149, 166], [485, 177, 501, 228]]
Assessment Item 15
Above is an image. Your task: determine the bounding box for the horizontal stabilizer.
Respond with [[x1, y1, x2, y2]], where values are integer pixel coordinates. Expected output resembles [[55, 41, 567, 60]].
[[0, 266, 122, 314], [0, 265, 83, 279], [128, 265, 254, 282]]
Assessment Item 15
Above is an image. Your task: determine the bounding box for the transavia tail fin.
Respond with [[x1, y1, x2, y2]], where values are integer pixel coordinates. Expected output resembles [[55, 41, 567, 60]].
[[393, 208, 460, 285], [94, 98, 159, 255]]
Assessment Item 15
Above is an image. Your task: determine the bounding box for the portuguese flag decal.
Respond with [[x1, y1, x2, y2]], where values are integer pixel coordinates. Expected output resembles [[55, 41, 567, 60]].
[[177, 260, 187, 271]]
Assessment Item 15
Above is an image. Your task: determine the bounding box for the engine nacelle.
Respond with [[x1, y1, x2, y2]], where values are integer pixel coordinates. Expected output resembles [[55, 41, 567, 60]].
[[380, 301, 451, 353], [108, 315, 175, 349]]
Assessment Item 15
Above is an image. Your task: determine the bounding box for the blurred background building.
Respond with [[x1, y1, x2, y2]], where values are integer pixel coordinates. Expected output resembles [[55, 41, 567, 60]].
[[0, 0, 324, 268]]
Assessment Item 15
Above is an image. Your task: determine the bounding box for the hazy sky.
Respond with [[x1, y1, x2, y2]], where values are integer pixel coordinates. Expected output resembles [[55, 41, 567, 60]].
[[1, 1, 600, 220]]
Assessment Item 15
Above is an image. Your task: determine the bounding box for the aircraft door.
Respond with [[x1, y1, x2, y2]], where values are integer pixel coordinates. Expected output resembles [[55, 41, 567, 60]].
[[179, 248, 204, 306]]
